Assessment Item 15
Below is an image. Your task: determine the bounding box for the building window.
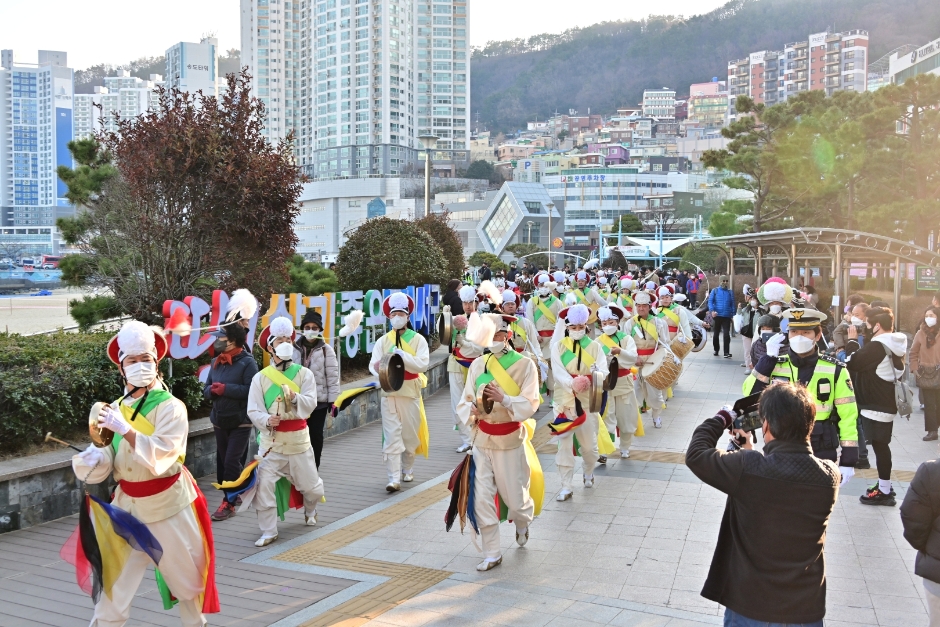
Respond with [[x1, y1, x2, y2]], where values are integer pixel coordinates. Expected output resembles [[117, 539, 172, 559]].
[[523, 201, 543, 214], [348, 200, 360, 207], [483, 195, 516, 249]]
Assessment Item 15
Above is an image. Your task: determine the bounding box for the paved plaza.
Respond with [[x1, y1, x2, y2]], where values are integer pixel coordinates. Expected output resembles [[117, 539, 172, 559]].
[[0, 346, 931, 626]]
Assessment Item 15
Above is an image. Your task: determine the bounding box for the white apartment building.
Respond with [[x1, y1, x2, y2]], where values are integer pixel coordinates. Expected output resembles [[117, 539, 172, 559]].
[[165, 38, 219, 96], [73, 71, 164, 139], [542, 167, 706, 233], [240, 0, 470, 178], [889, 35, 940, 85], [0, 50, 74, 230], [642, 88, 676, 119]]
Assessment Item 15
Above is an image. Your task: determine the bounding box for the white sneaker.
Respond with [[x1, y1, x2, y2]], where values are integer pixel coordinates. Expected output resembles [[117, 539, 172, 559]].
[[386, 482, 401, 492], [744, 369, 752, 375], [476, 556, 502, 571], [516, 527, 529, 547], [654, 418, 662, 429], [583, 475, 594, 488], [456, 444, 471, 453], [304, 511, 317, 526], [402, 472, 414, 483], [556, 489, 573, 502], [620, 450, 630, 459], [254, 533, 278, 547]]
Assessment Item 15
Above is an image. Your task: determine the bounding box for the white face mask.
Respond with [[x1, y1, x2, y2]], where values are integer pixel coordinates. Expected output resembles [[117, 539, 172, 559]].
[[603, 324, 619, 335], [927, 316, 938, 328], [274, 342, 295, 360], [390, 315, 408, 329], [556, 285, 567, 293], [789, 335, 816, 354], [303, 329, 321, 340], [489, 341, 506, 354], [769, 304, 782, 315], [569, 329, 586, 340], [850, 316, 864, 326], [750, 299, 758, 307], [538, 286, 551, 296], [124, 361, 157, 388]]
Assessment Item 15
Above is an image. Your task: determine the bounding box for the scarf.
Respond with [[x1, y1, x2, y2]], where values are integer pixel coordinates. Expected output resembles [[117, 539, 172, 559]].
[[215, 347, 243, 366], [923, 322, 939, 349]]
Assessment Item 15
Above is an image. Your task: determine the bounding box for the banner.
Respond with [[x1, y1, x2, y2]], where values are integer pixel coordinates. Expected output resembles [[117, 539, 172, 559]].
[[161, 284, 440, 360]]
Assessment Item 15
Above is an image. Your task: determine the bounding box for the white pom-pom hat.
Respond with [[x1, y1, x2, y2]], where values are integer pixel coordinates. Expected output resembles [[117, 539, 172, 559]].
[[382, 292, 415, 316], [634, 291, 653, 306], [535, 273, 552, 286], [658, 285, 674, 297], [458, 285, 477, 302], [108, 320, 168, 365], [226, 288, 259, 322], [575, 271, 589, 281], [559, 303, 590, 326], [757, 278, 794, 305], [598, 305, 626, 322], [258, 315, 297, 349], [501, 290, 518, 303]]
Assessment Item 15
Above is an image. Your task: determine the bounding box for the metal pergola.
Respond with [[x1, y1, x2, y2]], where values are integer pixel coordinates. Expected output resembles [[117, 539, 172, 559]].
[[700, 228, 940, 325]]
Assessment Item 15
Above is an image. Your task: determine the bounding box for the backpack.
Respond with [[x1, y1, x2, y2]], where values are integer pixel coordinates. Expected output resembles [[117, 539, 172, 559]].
[[882, 343, 913, 419]]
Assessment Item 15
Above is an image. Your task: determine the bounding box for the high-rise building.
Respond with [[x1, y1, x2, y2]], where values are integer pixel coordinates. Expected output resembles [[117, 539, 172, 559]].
[[686, 80, 729, 130], [0, 50, 74, 231], [889, 35, 940, 85], [74, 71, 164, 139], [727, 29, 868, 119], [642, 88, 676, 119], [240, 0, 470, 178], [165, 37, 219, 97]]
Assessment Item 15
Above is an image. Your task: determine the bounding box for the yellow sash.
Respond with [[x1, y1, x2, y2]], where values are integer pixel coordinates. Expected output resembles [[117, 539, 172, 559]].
[[510, 321, 528, 345], [117, 399, 185, 464], [534, 297, 557, 324], [390, 333, 429, 457], [660, 306, 681, 328], [561, 337, 596, 370], [597, 333, 620, 354], [486, 354, 521, 396], [634, 317, 659, 343], [260, 365, 302, 393], [522, 419, 544, 516], [573, 289, 589, 304]]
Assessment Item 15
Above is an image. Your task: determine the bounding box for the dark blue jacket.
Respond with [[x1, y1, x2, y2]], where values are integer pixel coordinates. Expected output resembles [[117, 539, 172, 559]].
[[203, 349, 259, 427], [708, 287, 736, 318]]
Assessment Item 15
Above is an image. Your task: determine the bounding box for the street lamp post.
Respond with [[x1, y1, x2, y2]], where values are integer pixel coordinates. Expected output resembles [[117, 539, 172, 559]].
[[418, 134, 439, 219], [546, 202, 555, 269]]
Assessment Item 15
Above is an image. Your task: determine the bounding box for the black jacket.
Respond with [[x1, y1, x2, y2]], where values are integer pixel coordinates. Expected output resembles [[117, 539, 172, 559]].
[[442, 290, 464, 315], [478, 266, 491, 282], [845, 334, 906, 416], [203, 349, 259, 427], [901, 460, 940, 583], [686, 416, 839, 624], [506, 268, 519, 282]]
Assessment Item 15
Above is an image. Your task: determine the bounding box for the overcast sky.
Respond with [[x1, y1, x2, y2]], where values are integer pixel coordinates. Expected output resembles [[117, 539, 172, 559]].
[[1, 0, 729, 70]]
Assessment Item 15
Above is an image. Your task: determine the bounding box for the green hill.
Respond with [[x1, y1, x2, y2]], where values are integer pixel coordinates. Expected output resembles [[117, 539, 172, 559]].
[[470, 0, 940, 132]]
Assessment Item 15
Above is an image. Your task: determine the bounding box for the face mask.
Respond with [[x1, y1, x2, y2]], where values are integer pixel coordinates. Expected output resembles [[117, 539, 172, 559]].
[[603, 325, 619, 335], [556, 285, 567, 293], [769, 304, 782, 315], [124, 361, 158, 388], [789, 335, 816, 354], [927, 316, 938, 328], [303, 329, 321, 341], [390, 315, 408, 330], [850, 316, 863, 326], [538, 286, 551, 296], [212, 338, 229, 354], [274, 342, 295, 360], [749, 299, 758, 307], [489, 341, 506, 354], [569, 329, 586, 340]]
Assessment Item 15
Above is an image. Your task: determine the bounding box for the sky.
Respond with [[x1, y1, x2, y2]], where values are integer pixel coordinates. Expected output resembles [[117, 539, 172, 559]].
[[0, 0, 729, 70]]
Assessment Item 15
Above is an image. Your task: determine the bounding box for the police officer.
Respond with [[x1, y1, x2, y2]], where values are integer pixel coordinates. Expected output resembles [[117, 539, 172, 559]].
[[743, 308, 858, 486]]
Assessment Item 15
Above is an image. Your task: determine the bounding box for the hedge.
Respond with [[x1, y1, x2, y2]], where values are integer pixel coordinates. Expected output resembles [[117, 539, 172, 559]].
[[0, 331, 208, 456]]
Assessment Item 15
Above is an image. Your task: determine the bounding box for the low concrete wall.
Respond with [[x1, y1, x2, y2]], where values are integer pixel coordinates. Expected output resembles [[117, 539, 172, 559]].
[[0, 347, 450, 534]]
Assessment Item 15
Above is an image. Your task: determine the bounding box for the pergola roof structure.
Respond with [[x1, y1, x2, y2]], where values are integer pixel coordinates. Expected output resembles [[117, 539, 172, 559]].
[[698, 228, 940, 327]]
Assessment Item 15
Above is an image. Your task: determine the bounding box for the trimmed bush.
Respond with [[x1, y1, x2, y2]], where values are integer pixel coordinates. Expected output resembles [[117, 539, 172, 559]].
[[0, 331, 208, 455]]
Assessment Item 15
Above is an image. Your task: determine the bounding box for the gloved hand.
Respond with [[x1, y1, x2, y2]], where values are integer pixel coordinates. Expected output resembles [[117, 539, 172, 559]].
[[326, 413, 335, 430], [98, 405, 131, 436], [76, 444, 105, 466], [394, 348, 407, 358], [839, 466, 854, 487], [539, 362, 549, 382], [766, 333, 787, 358], [677, 334, 688, 344], [716, 404, 739, 429], [210, 382, 226, 397]]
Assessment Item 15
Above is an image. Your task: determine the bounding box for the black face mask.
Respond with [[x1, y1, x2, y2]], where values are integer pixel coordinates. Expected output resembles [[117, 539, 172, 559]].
[[213, 339, 229, 354]]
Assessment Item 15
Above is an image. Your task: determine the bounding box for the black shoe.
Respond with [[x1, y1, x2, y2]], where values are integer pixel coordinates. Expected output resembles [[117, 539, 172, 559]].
[[859, 485, 896, 506], [598, 455, 607, 465], [924, 431, 938, 442], [723, 354, 733, 359], [714, 351, 719, 357], [854, 459, 871, 470]]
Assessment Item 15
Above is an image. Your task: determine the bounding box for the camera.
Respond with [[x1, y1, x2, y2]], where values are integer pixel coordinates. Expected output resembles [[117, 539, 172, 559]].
[[731, 392, 763, 433]]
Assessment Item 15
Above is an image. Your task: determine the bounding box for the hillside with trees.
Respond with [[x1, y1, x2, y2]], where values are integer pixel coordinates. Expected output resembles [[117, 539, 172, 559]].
[[470, 0, 940, 132]]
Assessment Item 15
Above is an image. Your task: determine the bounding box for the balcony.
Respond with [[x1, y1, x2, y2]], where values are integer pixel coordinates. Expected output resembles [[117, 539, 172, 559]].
[[825, 64, 840, 76]]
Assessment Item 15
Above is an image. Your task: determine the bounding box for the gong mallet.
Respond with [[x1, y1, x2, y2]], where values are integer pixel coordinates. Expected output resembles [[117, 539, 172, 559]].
[[45, 432, 84, 453]]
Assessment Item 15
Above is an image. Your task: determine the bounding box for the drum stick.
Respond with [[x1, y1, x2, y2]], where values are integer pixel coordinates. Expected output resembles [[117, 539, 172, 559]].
[[45, 432, 84, 452]]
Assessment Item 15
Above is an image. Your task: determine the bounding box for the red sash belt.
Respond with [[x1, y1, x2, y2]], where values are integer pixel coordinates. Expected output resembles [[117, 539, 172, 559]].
[[119, 472, 181, 498], [538, 330, 554, 337], [477, 420, 521, 435], [276, 418, 309, 432], [668, 326, 678, 333], [637, 348, 655, 356], [618, 368, 632, 377], [403, 371, 421, 380]]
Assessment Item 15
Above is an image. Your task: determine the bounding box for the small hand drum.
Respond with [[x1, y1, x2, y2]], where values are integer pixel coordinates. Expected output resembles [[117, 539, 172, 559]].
[[378, 353, 406, 392], [476, 385, 495, 415], [691, 328, 707, 352], [604, 357, 620, 391], [588, 370, 606, 413], [88, 401, 114, 447], [439, 310, 453, 353]]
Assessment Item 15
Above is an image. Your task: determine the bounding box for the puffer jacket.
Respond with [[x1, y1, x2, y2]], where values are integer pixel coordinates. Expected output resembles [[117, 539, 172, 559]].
[[203, 349, 258, 427], [708, 287, 736, 318], [293, 338, 340, 404], [901, 460, 940, 583]]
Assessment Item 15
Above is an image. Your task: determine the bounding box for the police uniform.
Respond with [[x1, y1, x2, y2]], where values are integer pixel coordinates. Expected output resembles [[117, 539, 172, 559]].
[[743, 308, 859, 467]]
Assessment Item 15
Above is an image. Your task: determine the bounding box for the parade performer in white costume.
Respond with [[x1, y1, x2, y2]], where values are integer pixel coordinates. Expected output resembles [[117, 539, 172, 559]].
[[596, 306, 643, 458], [624, 292, 671, 429], [447, 285, 485, 453]]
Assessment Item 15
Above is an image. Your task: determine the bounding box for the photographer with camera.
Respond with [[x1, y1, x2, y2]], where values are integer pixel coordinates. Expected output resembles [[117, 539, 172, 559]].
[[743, 308, 859, 479], [686, 383, 840, 627]]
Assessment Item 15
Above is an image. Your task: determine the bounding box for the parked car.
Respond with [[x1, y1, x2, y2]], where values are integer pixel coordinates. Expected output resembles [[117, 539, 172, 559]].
[[42, 263, 56, 269]]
